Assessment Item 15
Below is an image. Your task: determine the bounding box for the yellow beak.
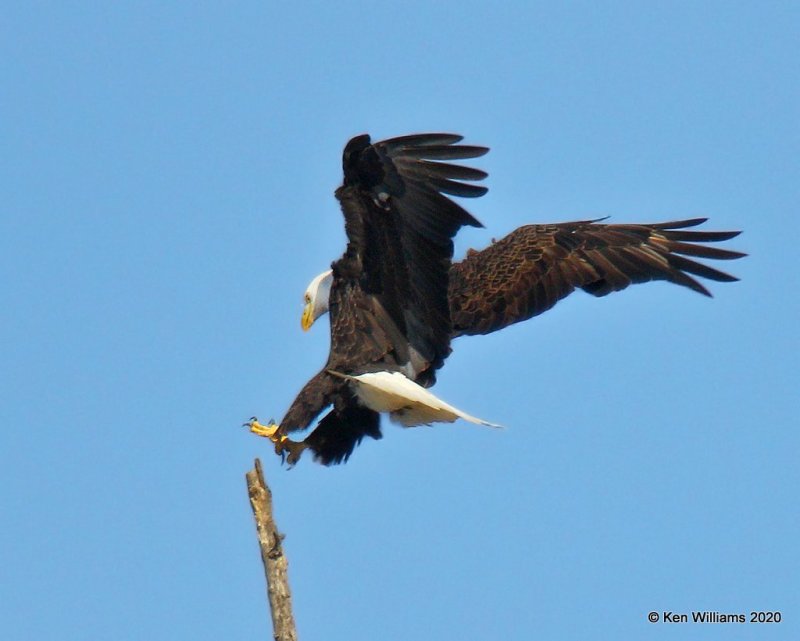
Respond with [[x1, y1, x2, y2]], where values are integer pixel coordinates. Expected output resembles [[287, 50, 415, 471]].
[[301, 302, 314, 332]]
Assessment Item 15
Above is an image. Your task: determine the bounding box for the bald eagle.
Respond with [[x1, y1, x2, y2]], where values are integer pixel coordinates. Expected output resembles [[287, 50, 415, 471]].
[[249, 133, 497, 464], [250, 133, 744, 465]]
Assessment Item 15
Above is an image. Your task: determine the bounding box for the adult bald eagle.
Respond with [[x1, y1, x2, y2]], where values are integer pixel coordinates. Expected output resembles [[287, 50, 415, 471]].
[[251, 133, 744, 466], [249, 133, 497, 464]]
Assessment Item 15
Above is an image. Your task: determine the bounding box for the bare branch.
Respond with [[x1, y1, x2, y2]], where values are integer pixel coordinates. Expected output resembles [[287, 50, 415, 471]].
[[246, 459, 298, 641]]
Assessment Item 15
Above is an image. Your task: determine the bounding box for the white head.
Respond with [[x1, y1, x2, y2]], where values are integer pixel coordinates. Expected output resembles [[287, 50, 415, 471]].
[[301, 269, 333, 331]]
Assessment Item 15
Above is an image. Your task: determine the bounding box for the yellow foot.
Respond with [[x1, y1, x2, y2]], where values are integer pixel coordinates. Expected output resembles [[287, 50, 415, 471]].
[[246, 417, 287, 444], [245, 417, 306, 465]]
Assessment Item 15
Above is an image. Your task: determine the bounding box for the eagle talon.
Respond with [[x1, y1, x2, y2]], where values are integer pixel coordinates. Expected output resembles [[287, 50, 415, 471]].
[[247, 417, 286, 443]]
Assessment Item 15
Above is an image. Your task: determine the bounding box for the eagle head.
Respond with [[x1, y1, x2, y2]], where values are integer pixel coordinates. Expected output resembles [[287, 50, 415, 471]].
[[301, 269, 333, 331]]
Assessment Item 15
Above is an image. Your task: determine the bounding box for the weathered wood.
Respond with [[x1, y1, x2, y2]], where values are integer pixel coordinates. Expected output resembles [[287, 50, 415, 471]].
[[246, 459, 298, 641]]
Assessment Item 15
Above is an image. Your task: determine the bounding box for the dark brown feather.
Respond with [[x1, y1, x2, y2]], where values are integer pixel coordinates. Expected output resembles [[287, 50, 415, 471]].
[[303, 404, 382, 465]]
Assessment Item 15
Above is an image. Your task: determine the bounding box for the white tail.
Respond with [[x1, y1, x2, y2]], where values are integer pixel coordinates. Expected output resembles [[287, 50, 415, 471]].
[[330, 370, 501, 428]]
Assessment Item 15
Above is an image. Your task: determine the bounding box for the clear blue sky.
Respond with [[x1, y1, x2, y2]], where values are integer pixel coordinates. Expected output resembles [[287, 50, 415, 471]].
[[2, 2, 797, 640]]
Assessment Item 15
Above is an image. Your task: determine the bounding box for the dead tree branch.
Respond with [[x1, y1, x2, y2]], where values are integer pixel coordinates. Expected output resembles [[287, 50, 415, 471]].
[[246, 459, 298, 641]]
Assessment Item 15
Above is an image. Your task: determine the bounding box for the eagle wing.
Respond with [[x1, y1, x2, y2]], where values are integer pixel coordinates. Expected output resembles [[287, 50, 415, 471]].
[[448, 218, 745, 337], [331, 133, 489, 378]]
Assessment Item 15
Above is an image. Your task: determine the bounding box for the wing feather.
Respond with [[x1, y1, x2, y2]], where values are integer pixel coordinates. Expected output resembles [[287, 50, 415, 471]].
[[418, 161, 488, 182], [380, 133, 465, 149], [396, 145, 491, 160]]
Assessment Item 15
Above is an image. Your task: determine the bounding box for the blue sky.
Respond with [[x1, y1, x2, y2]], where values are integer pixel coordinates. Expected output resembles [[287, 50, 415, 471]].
[[2, 2, 797, 640]]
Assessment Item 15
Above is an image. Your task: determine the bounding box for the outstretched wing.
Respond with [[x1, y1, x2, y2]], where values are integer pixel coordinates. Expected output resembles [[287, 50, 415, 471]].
[[448, 218, 745, 337], [332, 133, 489, 377]]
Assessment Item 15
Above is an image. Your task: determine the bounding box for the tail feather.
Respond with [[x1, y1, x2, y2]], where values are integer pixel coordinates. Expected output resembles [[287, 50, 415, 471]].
[[331, 370, 501, 428]]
